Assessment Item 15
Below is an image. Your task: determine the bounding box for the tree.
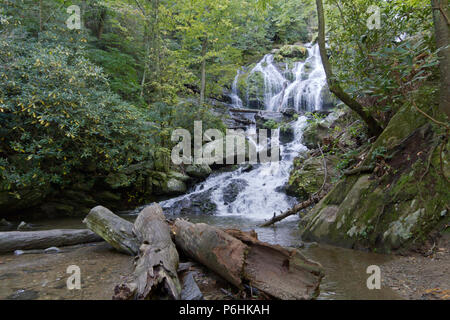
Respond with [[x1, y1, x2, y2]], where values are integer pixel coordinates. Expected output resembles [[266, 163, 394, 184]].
[[315, 0, 383, 136], [431, 0, 450, 118]]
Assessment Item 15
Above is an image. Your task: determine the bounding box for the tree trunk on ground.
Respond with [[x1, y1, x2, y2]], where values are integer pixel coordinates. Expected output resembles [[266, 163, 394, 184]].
[[200, 37, 208, 105], [83, 206, 139, 255], [172, 220, 324, 300], [0, 229, 102, 254], [113, 204, 181, 300], [315, 0, 383, 137], [431, 0, 450, 118]]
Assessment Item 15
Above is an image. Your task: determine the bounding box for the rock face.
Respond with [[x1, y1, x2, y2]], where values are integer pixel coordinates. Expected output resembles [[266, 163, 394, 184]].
[[274, 45, 308, 61], [162, 187, 218, 215], [222, 179, 249, 205], [287, 155, 338, 201], [299, 104, 450, 253]]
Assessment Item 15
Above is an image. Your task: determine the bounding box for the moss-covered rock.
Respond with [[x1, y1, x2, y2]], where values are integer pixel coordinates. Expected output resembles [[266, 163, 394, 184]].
[[299, 103, 450, 253], [185, 164, 212, 179], [287, 153, 339, 201], [278, 45, 307, 60]]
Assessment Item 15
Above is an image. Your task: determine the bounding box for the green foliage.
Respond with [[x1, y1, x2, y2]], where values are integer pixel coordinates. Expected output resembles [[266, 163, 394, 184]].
[[0, 29, 159, 194], [325, 0, 438, 123]]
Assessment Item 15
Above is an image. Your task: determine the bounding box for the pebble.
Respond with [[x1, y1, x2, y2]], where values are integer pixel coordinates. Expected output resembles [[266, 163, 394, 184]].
[[44, 247, 61, 254]]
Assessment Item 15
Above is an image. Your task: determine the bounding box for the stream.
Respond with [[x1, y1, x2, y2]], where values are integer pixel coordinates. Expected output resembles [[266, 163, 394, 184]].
[[0, 44, 401, 300]]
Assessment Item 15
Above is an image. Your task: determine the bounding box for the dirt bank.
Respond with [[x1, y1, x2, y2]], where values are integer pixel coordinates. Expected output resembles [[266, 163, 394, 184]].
[[381, 234, 450, 300]]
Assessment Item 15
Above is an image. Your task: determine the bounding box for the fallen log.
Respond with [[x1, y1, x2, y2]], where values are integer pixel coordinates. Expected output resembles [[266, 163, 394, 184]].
[[0, 229, 102, 254], [260, 192, 324, 227], [83, 205, 139, 255], [113, 204, 181, 300], [172, 220, 324, 299]]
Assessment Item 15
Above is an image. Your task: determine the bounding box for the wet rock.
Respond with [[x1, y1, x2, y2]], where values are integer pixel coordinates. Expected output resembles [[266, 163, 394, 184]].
[[44, 246, 61, 254], [255, 111, 286, 127], [222, 179, 249, 205], [169, 171, 191, 183], [279, 125, 295, 144], [6, 289, 39, 300], [280, 107, 297, 117], [163, 178, 187, 195], [180, 272, 204, 300], [185, 164, 212, 179], [17, 221, 32, 231], [277, 45, 307, 60], [14, 250, 25, 256], [162, 187, 218, 215], [319, 85, 339, 110], [0, 218, 14, 231], [240, 164, 254, 173]]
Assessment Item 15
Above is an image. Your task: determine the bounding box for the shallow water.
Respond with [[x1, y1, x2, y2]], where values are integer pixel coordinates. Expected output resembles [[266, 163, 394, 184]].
[[0, 215, 400, 300]]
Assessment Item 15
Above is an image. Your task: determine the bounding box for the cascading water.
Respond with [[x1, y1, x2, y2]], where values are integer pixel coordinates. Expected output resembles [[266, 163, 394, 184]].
[[159, 43, 328, 222]]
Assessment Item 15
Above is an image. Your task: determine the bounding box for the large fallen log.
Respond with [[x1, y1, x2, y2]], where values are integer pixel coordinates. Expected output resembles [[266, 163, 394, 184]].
[[113, 204, 181, 300], [0, 229, 102, 254], [172, 219, 324, 300], [83, 206, 139, 255]]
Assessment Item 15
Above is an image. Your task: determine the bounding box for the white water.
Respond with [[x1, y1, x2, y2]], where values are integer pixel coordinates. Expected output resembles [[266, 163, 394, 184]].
[[244, 44, 326, 112], [160, 44, 327, 221]]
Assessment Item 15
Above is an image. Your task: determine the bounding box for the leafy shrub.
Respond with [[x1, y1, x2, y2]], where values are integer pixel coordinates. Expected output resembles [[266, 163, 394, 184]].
[[0, 34, 159, 196]]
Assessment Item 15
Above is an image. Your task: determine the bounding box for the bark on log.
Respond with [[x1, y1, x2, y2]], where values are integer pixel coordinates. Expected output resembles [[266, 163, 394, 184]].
[[0, 229, 102, 254], [172, 219, 324, 300], [83, 205, 139, 255], [113, 204, 181, 300]]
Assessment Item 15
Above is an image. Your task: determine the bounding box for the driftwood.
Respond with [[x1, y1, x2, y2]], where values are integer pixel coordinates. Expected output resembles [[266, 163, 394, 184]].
[[0, 229, 102, 254], [260, 193, 324, 227], [83, 206, 139, 255], [113, 204, 181, 300], [172, 219, 324, 300]]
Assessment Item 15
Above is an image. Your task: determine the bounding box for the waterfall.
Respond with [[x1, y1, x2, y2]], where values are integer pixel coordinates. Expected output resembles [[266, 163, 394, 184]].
[[233, 43, 327, 112], [230, 70, 243, 109], [159, 44, 327, 221]]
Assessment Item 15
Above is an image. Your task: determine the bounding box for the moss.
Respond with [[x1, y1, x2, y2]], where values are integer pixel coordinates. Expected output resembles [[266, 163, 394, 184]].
[[278, 45, 307, 59]]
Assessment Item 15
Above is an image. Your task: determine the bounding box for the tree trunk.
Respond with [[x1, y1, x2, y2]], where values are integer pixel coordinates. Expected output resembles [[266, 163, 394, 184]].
[[97, 8, 107, 40], [172, 219, 324, 299], [83, 206, 139, 256], [39, 0, 43, 32], [140, 22, 150, 99], [431, 0, 450, 118], [0, 229, 102, 254], [315, 0, 383, 137], [113, 204, 181, 300], [200, 37, 208, 105]]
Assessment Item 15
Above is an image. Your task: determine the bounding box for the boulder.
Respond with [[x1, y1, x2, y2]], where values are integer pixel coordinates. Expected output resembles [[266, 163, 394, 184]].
[[185, 164, 212, 179], [162, 187, 218, 215], [180, 272, 203, 300], [222, 179, 248, 205], [163, 178, 187, 195]]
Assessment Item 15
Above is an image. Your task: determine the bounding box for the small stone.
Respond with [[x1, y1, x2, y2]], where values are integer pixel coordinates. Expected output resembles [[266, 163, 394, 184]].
[[44, 247, 61, 254], [17, 221, 32, 231], [180, 272, 203, 300], [14, 250, 25, 256]]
